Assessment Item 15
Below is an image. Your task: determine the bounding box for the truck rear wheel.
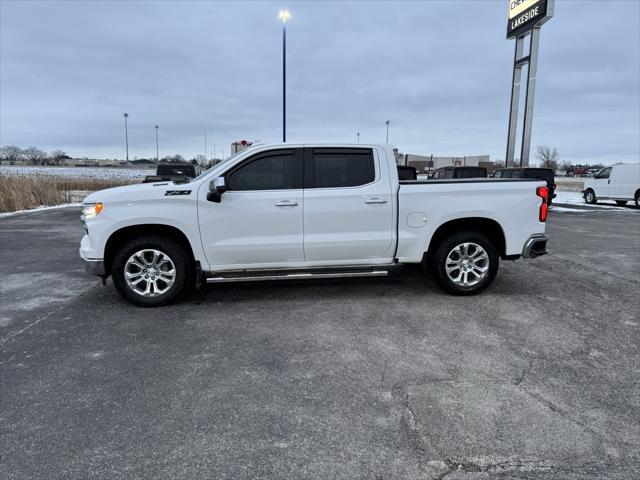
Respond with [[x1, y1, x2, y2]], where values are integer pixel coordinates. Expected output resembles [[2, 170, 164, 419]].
[[112, 235, 193, 307], [429, 231, 499, 295]]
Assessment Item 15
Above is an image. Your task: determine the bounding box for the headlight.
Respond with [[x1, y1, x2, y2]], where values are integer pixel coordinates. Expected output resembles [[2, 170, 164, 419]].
[[82, 202, 104, 219]]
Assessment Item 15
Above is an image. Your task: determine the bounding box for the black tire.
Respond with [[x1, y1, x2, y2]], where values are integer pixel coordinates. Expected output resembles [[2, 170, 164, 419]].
[[428, 231, 499, 296], [615, 200, 628, 207], [112, 235, 193, 307], [634, 191, 640, 208], [584, 189, 597, 204]]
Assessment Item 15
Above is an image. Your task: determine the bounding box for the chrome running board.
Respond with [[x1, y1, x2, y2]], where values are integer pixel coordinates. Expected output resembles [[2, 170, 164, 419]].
[[206, 268, 389, 284]]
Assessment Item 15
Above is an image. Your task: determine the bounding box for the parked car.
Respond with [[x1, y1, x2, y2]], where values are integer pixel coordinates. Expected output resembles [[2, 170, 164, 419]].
[[493, 167, 556, 205], [143, 163, 202, 184], [430, 166, 487, 179], [583, 164, 640, 206], [80, 143, 549, 306]]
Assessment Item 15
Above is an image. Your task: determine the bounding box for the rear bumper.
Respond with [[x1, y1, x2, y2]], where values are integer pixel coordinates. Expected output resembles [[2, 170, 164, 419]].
[[522, 234, 549, 259]]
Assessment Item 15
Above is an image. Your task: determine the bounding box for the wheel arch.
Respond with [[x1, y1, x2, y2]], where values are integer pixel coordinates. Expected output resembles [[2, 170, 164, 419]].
[[104, 224, 196, 276], [426, 217, 507, 259]]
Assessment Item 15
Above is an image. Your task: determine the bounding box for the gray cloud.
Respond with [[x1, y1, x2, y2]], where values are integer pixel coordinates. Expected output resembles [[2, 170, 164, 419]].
[[1, 0, 638, 164]]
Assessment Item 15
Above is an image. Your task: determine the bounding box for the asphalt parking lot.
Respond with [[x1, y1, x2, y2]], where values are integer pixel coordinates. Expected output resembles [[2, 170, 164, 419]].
[[1, 206, 639, 479]]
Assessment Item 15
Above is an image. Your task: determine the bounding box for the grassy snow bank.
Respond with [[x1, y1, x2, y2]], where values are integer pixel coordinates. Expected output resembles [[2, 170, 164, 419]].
[[0, 175, 134, 213]]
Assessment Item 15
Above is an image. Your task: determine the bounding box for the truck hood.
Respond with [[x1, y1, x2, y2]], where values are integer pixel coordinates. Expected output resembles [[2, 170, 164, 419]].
[[82, 181, 195, 204]]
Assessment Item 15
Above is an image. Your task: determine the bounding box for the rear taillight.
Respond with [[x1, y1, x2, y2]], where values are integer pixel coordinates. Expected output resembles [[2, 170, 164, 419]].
[[536, 186, 549, 222]]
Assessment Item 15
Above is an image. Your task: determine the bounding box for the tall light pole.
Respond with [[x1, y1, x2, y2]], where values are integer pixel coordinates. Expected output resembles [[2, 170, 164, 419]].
[[385, 120, 390, 143], [356, 132, 360, 143], [204, 129, 207, 163], [123, 113, 129, 161], [155, 125, 159, 161], [279, 9, 290, 143]]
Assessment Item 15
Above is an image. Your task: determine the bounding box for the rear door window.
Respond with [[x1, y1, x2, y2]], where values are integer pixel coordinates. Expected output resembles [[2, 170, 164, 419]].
[[309, 148, 375, 188], [494, 170, 503, 178]]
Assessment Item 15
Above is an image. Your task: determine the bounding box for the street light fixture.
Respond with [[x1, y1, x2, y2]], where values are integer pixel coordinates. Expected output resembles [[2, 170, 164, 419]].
[[155, 125, 159, 162], [123, 113, 129, 162], [278, 9, 291, 142]]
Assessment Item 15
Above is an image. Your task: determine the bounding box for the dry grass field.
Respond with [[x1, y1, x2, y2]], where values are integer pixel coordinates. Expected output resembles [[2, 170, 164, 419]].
[[0, 175, 133, 213]]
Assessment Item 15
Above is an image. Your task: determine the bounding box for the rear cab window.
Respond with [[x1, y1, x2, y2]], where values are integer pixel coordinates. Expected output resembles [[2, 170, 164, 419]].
[[307, 148, 376, 188]]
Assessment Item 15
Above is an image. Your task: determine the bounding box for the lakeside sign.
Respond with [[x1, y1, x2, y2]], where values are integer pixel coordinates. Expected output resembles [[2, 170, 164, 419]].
[[507, 0, 553, 38], [504, 0, 554, 168]]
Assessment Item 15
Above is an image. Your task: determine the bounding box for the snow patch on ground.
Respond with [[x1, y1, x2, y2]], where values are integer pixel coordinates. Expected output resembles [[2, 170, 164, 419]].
[[554, 191, 585, 205], [553, 191, 633, 211], [1, 165, 150, 180], [0, 203, 81, 218], [550, 206, 590, 213]]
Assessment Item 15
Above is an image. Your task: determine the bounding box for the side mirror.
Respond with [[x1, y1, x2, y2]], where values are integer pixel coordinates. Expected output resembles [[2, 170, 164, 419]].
[[207, 177, 227, 203]]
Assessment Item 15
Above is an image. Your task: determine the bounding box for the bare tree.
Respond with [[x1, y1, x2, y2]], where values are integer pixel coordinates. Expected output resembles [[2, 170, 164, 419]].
[[535, 145, 560, 170], [493, 159, 505, 169], [50, 149, 69, 166], [558, 160, 572, 174], [22, 146, 47, 165], [0, 145, 23, 164]]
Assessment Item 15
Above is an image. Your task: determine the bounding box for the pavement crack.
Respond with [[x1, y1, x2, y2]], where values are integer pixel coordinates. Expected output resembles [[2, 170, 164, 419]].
[[436, 459, 558, 479], [0, 283, 102, 344], [513, 358, 535, 386]]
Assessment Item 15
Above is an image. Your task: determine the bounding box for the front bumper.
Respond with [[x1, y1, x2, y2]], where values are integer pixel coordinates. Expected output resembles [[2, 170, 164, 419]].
[[522, 234, 549, 259], [79, 246, 106, 276]]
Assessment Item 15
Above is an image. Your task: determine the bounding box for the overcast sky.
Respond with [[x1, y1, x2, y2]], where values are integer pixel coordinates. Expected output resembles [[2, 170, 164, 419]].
[[1, 0, 639, 164]]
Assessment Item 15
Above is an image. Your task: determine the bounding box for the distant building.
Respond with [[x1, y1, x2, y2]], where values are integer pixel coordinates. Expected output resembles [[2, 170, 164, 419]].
[[60, 158, 131, 167], [399, 153, 492, 173], [231, 140, 253, 155]]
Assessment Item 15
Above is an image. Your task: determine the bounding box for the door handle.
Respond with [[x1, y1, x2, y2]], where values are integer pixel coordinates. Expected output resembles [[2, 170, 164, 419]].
[[365, 197, 387, 204], [274, 200, 298, 207]]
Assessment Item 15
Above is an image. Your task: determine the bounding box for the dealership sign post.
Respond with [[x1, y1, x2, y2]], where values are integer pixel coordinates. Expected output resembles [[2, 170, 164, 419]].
[[505, 0, 553, 167]]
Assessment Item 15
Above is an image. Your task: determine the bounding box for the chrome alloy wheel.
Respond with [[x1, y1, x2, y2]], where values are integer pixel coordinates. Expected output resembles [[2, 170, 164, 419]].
[[124, 249, 176, 297], [445, 242, 490, 287]]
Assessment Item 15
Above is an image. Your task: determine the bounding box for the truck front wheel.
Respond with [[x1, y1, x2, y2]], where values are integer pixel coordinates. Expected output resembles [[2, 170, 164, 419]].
[[112, 235, 193, 307], [584, 189, 597, 204], [429, 232, 499, 295]]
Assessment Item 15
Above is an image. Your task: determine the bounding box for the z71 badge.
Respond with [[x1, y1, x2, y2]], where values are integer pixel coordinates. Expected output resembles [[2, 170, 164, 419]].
[[164, 190, 192, 196]]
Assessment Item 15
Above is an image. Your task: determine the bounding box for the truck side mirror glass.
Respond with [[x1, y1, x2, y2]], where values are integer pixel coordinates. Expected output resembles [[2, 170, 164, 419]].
[[207, 177, 227, 203]]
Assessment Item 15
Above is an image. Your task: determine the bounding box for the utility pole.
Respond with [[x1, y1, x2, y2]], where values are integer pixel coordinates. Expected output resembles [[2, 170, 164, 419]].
[[123, 113, 129, 162], [279, 10, 291, 142], [356, 132, 360, 143], [155, 125, 159, 161], [385, 120, 390, 143]]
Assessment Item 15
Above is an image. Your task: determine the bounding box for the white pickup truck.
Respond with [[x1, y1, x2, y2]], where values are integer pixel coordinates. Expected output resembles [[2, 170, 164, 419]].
[[80, 144, 550, 306]]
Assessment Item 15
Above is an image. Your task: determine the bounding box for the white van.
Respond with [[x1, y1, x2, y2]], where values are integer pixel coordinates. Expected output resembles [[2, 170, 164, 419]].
[[583, 164, 640, 207]]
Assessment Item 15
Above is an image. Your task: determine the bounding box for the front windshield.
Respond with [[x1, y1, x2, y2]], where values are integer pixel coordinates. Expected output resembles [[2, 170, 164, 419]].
[[192, 150, 246, 182]]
